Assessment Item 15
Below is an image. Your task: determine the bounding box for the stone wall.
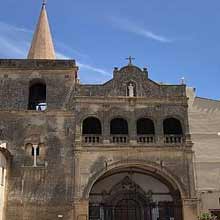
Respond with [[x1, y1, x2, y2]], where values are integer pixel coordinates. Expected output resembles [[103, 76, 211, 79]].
[[0, 59, 77, 110], [188, 87, 220, 213], [0, 61, 197, 219], [0, 59, 78, 220]]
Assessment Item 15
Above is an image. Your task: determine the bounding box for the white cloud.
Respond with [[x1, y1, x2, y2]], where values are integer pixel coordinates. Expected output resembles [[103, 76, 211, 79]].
[[0, 21, 31, 57], [0, 21, 32, 34], [56, 52, 111, 77], [56, 52, 70, 60], [56, 41, 89, 60], [0, 36, 26, 56], [0, 21, 111, 78], [77, 62, 111, 77], [109, 16, 172, 43]]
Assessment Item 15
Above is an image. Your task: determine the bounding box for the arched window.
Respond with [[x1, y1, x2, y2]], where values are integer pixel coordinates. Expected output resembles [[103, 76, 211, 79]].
[[163, 118, 183, 135], [137, 118, 155, 143], [137, 118, 155, 135], [82, 117, 102, 144], [110, 118, 128, 135], [28, 82, 46, 111], [25, 143, 45, 167], [82, 117, 102, 135], [32, 145, 40, 156]]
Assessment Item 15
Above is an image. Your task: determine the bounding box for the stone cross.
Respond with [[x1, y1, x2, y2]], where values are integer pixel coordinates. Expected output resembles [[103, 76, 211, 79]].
[[126, 56, 135, 66], [42, 0, 47, 6]]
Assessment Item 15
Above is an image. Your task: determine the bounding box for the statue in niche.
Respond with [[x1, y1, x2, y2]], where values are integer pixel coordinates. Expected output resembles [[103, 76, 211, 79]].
[[127, 83, 136, 97]]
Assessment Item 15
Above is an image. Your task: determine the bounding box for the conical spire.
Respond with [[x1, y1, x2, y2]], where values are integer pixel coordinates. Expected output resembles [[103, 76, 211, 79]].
[[28, 1, 56, 59]]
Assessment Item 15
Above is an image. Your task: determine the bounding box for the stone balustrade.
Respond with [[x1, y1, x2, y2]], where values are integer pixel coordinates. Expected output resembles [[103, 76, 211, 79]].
[[164, 135, 183, 144], [137, 135, 155, 143], [111, 135, 128, 144], [83, 135, 101, 144]]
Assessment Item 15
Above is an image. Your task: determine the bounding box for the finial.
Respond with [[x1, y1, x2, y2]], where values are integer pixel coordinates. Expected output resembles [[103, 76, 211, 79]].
[[42, 0, 47, 7], [181, 77, 185, 85], [126, 56, 135, 66]]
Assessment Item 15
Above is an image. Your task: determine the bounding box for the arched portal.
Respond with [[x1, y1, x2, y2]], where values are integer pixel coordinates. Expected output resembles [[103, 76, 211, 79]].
[[88, 166, 183, 220]]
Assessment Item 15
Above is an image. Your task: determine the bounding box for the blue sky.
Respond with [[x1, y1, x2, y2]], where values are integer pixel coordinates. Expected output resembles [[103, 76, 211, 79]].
[[0, 0, 220, 100]]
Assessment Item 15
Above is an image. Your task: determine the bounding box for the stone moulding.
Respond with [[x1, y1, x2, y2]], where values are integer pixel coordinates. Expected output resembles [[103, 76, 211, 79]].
[[0, 59, 76, 70]]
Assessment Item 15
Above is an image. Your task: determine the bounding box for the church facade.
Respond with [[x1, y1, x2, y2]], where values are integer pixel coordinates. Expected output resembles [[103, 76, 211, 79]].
[[0, 2, 219, 220]]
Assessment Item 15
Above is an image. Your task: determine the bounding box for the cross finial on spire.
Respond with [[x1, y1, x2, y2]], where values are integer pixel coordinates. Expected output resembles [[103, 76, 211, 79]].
[[42, 0, 47, 7], [126, 56, 135, 66], [181, 77, 185, 85]]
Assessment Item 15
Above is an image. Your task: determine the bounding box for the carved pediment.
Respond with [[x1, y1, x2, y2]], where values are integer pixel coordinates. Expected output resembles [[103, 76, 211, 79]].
[[110, 176, 146, 196]]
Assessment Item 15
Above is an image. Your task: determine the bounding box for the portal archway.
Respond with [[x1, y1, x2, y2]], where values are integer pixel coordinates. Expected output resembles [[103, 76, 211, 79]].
[[88, 166, 183, 220]]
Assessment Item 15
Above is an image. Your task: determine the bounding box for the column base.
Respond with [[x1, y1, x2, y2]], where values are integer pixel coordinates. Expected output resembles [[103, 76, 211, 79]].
[[182, 198, 198, 220], [73, 199, 88, 220]]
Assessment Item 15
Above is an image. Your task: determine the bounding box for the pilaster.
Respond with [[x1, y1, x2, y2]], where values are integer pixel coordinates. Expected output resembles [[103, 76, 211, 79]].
[[72, 199, 88, 220], [182, 198, 198, 220]]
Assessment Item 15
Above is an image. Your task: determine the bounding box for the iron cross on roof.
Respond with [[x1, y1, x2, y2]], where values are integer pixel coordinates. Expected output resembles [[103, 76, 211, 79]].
[[42, 0, 47, 6], [126, 56, 135, 66]]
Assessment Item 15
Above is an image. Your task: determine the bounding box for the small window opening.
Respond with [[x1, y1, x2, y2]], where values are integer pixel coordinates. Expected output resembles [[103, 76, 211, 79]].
[[82, 117, 102, 135], [32, 146, 40, 156], [110, 118, 128, 135], [28, 82, 47, 111], [163, 118, 183, 135], [137, 118, 155, 135]]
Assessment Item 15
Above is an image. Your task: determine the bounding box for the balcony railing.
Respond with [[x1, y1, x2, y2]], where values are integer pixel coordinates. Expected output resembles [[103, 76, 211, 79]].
[[83, 135, 101, 144], [82, 135, 185, 145], [111, 135, 128, 144], [137, 135, 155, 144], [164, 135, 183, 144]]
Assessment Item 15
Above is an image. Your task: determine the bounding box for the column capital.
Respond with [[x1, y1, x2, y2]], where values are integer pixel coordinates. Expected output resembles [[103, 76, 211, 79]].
[[182, 198, 198, 206]]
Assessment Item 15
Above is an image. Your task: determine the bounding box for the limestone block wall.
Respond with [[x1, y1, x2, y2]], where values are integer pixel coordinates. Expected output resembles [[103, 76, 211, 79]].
[[0, 60, 77, 111], [76, 148, 196, 200], [0, 59, 79, 219], [0, 61, 197, 219], [0, 112, 76, 220], [188, 88, 220, 212]]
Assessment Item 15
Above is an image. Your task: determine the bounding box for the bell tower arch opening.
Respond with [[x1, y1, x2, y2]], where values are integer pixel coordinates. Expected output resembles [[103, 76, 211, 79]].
[[28, 80, 47, 111], [88, 166, 183, 220]]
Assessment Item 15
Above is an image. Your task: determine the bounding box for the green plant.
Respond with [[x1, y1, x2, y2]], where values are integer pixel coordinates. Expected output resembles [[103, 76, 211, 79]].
[[198, 213, 217, 220]]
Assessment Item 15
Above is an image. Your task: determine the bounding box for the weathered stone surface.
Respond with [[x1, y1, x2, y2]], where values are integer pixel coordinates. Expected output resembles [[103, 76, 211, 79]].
[[188, 88, 220, 213], [0, 60, 198, 219]]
